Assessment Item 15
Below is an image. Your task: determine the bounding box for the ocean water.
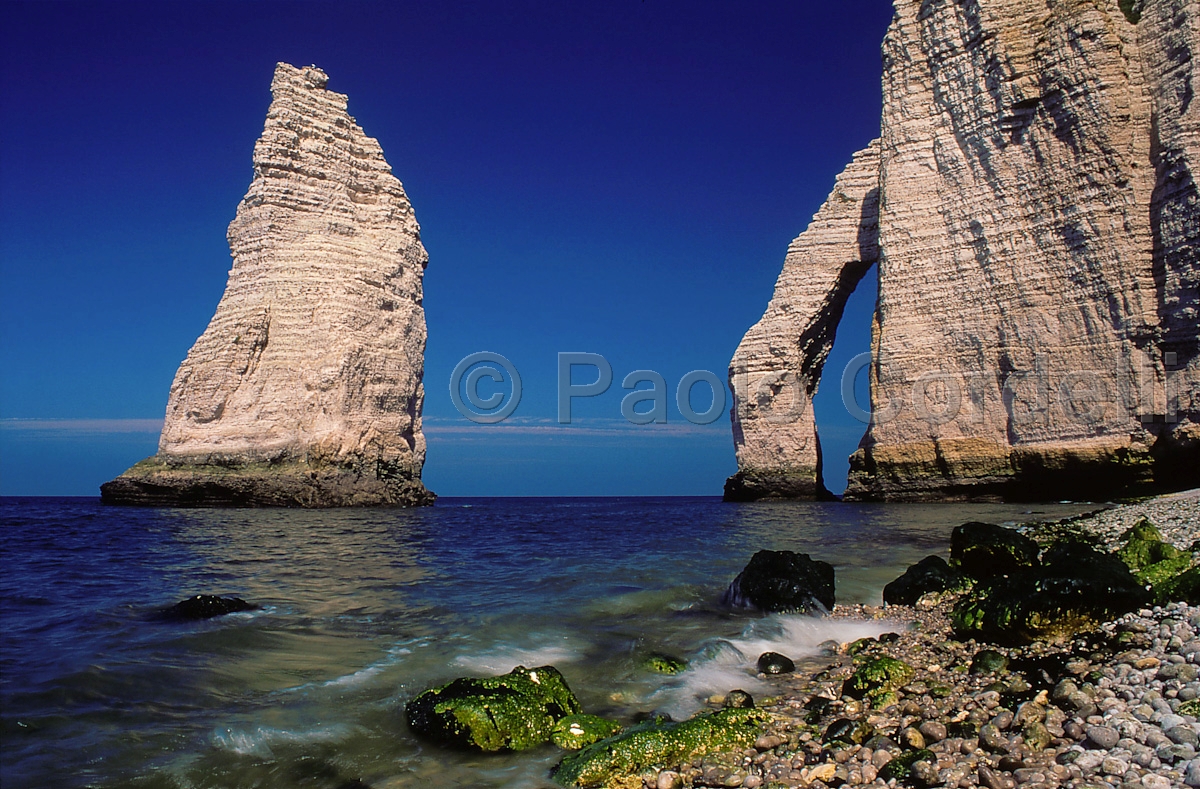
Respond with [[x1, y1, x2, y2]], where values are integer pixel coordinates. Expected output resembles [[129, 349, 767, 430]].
[[0, 496, 1092, 789]]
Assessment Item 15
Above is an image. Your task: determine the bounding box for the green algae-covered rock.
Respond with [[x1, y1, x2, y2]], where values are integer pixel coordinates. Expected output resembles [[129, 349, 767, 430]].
[[883, 555, 971, 606], [1178, 699, 1200, 717], [842, 657, 916, 707], [1140, 554, 1194, 594], [878, 748, 936, 783], [552, 708, 768, 787], [1155, 566, 1200, 605], [950, 522, 1040, 581], [950, 541, 1149, 645], [405, 664, 582, 752], [969, 649, 1009, 674], [552, 714, 624, 750], [1118, 518, 1184, 571], [641, 652, 688, 675], [846, 637, 876, 656]]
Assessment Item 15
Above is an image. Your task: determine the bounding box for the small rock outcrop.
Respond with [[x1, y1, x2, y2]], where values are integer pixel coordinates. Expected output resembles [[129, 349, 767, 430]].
[[881, 555, 969, 607], [552, 708, 768, 788], [728, 0, 1200, 501], [405, 665, 582, 752], [102, 64, 433, 507], [720, 549, 836, 613], [158, 594, 258, 621]]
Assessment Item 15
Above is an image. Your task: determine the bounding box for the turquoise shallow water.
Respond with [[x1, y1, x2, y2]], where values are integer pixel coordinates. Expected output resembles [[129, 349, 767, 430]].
[[0, 496, 1093, 788]]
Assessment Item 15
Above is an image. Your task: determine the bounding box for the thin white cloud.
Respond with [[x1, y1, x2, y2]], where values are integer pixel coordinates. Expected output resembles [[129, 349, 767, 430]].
[[422, 415, 727, 439], [0, 418, 164, 434]]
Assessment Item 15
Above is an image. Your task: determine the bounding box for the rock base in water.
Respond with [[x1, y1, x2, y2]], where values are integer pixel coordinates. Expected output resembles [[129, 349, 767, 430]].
[[159, 595, 258, 620], [721, 550, 836, 613], [723, 468, 832, 502], [405, 665, 581, 752], [100, 457, 434, 508]]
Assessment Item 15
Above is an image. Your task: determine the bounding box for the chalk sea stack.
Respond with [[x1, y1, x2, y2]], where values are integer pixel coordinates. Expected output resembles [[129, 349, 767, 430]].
[[729, 0, 1200, 501], [102, 63, 434, 507]]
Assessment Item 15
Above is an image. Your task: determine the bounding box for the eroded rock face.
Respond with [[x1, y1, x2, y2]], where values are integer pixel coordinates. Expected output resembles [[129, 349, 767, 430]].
[[102, 63, 433, 507], [729, 0, 1200, 501], [726, 143, 880, 501]]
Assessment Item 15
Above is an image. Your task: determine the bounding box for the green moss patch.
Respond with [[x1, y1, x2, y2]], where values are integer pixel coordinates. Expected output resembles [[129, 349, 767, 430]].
[[842, 657, 916, 707], [552, 708, 768, 787], [552, 715, 624, 750], [405, 665, 582, 752]]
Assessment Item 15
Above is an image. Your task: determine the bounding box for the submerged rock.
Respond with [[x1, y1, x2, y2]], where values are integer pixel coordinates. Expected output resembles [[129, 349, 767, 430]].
[[721, 550, 835, 613], [552, 708, 768, 788], [883, 555, 970, 606], [951, 541, 1150, 645], [160, 595, 257, 620], [950, 522, 1039, 581], [641, 652, 688, 675], [405, 665, 581, 752]]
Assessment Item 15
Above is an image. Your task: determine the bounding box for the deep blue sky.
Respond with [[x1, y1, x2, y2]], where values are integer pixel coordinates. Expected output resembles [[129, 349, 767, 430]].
[[0, 0, 892, 496]]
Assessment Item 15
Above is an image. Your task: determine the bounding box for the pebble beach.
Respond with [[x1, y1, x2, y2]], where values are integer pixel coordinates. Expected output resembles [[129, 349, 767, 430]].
[[654, 490, 1200, 789]]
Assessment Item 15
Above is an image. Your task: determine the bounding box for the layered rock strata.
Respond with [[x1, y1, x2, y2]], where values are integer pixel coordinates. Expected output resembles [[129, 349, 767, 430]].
[[728, 0, 1200, 501], [102, 63, 434, 507]]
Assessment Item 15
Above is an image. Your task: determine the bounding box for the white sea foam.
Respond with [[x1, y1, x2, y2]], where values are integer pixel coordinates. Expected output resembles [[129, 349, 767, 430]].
[[211, 723, 354, 757], [652, 614, 901, 720], [453, 639, 581, 675]]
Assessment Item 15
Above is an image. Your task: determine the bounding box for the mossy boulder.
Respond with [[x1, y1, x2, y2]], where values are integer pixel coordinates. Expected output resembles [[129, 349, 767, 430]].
[[720, 550, 835, 613], [1155, 566, 1200, 605], [1140, 554, 1194, 590], [878, 748, 936, 783], [405, 665, 582, 752], [950, 522, 1039, 581], [969, 649, 1009, 674], [552, 715, 624, 750], [842, 657, 916, 707], [950, 541, 1150, 645], [1118, 518, 1184, 571], [552, 708, 768, 787], [883, 555, 971, 606], [641, 652, 688, 675]]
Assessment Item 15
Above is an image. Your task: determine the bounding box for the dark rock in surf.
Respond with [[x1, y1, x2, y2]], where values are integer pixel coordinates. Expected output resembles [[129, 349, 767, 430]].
[[757, 651, 796, 675], [160, 594, 258, 620], [721, 550, 835, 613]]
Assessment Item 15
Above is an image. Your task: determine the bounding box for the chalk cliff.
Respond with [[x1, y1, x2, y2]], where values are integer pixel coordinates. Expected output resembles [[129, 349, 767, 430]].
[[728, 0, 1199, 501], [102, 63, 434, 507]]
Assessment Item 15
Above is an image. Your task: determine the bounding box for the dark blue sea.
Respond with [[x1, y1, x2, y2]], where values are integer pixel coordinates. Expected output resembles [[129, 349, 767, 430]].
[[0, 496, 1091, 788]]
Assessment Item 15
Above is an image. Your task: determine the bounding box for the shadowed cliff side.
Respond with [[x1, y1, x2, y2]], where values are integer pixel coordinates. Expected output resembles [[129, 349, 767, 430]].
[[102, 64, 434, 508]]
